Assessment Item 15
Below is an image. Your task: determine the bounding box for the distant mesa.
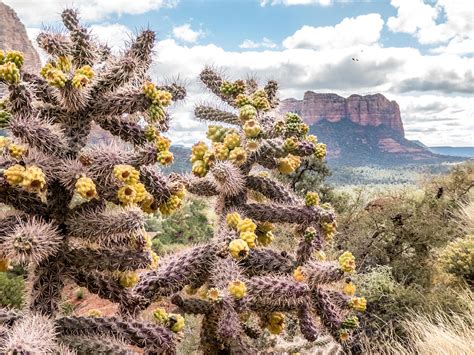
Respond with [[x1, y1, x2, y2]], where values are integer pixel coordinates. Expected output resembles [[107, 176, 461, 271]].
[[280, 91, 465, 166]]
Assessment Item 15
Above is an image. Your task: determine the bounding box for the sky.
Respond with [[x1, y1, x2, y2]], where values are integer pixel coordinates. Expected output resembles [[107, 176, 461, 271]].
[[3, 0, 473, 147]]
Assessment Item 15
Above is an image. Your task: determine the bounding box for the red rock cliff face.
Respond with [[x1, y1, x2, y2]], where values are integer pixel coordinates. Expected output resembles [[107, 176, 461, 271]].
[[280, 91, 405, 136], [0, 2, 41, 73]]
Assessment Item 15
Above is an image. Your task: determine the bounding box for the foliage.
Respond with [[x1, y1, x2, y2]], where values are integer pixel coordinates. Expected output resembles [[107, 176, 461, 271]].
[[0, 272, 24, 309]]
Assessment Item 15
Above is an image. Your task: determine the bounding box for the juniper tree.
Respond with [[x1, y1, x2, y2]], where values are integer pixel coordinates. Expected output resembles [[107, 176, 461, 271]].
[[130, 69, 367, 353], [0, 9, 187, 354]]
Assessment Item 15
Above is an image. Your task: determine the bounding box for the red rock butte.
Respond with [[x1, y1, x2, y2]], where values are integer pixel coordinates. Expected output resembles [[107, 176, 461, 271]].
[[280, 91, 405, 137]]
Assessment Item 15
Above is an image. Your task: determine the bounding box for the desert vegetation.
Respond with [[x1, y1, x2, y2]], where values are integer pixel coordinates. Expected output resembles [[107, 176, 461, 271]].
[[0, 8, 472, 355]]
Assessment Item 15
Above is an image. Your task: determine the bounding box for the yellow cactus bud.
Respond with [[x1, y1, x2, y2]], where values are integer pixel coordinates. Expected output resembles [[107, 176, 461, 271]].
[[113, 165, 140, 184], [159, 194, 182, 216], [226, 212, 241, 229], [118, 271, 139, 288], [321, 221, 336, 240], [75, 176, 97, 200], [283, 137, 298, 152], [237, 218, 257, 233], [243, 119, 261, 138], [240, 231, 256, 248], [314, 143, 327, 159], [239, 104, 258, 121], [349, 297, 367, 312], [4, 164, 25, 186], [307, 135, 318, 144], [149, 250, 160, 269], [156, 135, 171, 152], [305, 191, 320, 207], [293, 266, 305, 282], [192, 160, 208, 177], [343, 280, 356, 296], [8, 143, 27, 159], [56, 55, 72, 72], [157, 150, 174, 166], [132, 182, 148, 203], [5, 50, 24, 69], [153, 308, 169, 324], [0, 62, 20, 84], [267, 312, 285, 334], [228, 280, 247, 299], [257, 231, 274, 246], [228, 239, 250, 259], [169, 313, 185, 332], [192, 141, 208, 160], [213, 142, 229, 160], [71, 73, 90, 88], [339, 251, 356, 273], [223, 132, 241, 150], [278, 154, 301, 174]]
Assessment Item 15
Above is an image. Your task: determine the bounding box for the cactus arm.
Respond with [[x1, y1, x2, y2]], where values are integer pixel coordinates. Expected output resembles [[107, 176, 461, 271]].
[[8, 116, 71, 157], [91, 87, 151, 118], [244, 202, 334, 225], [36, 32, 72, 57], [7, 83, 33, 118], [194, 105, 240, 125], [66, 248, 152, 272], [181, 174, 219, 197], [21, 73, 59, 105], [303, 262, 345, 286], [95, 116, 148, 146], [28, 254, 65, 315], [61, 9, 95, 67], [0, 178, 48, 216], [55, 316, 176, 352], [157, 83, 187, 102], [139, 166, 173, 205], [58, 335, 132, 355], [238, 248, 295, 277], [311, 288, 344, 337], [246, 175, 298, 204], [298, 301, 321, 342], [171, 295, 212, 315], [199, 67, 236, 106]]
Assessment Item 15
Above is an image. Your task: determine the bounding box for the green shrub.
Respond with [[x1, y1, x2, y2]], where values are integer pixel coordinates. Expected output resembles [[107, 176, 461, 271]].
[[0, 272, 24, 309], [439, 234, 474, 285]]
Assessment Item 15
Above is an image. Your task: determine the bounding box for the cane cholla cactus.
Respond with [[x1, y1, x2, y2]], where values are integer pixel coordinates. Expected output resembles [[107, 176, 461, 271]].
[[0, 9, 187, 353], [131, 68, 366, 353]]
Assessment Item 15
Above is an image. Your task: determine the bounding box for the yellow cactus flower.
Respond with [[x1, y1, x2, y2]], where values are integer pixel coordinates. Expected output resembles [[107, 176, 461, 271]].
[[75, 176, 97, 200], [226, 212, 241, 229], [349, 297, 367, 312], [240, 231, 256, 249], [118, 271, 139, 288], [4, 164, 25, 186], [117, 185, 137, 205], [21, 165, 46, 193], [113, 165, 140, 184], [339, 251, 356, 273], [157, 150, 174, 166], [228, 239, 250, 259], [159, 194, 182, 216], [207, 287, 222, 302], [343, 280, 356, 296], [293, 266, 305, 282], [237, 218, 257, 233], [228, 280, 247, 299], [305, 191, 320, 207], [169, 313, 185, 332], [228, 147, 247, 165], [8, 143, 27, 159], [223, 132, 241, 150]]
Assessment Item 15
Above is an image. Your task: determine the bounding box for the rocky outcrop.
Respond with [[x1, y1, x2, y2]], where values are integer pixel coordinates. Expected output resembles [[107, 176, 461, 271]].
[[0, 2, 41, 73], [280, 91, 404, 136]]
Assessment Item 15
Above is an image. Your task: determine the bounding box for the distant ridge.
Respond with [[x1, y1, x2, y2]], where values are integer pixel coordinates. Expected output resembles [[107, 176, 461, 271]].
[[428, 147, 474, 158]]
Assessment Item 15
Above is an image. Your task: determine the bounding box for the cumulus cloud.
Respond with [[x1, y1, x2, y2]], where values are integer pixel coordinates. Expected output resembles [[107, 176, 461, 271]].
[[149, 36, 473, 146], [89, 23, 133, 52], [388, 0, 474, 52], [172, 24, 204, 43], [2, 0, 178, 25], [260, 0, 332, 6], [239, 37, 277, 49], [282, 14, 384, 50]]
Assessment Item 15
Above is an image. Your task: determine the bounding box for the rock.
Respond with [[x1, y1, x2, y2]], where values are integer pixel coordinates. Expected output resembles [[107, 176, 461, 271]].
[[280, 91, 404, 136], [0, 2, 41, 73]]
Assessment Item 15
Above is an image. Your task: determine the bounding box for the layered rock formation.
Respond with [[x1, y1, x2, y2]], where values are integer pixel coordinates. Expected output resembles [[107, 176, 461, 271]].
[[0, 2, 41, 73], [280, 92, 404, 136]]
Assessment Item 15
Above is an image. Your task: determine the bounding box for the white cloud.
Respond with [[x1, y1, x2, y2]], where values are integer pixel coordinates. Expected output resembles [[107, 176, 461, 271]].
[[150, 36, 473, 147], [239, 37, 277, 49], [172, 24, 204, 43], [388, 0, 474, 51], [282, 14, 384, 50], [260, 0, 332, 6], [89, 23, 133, 53], [2, 0, 178, 25]]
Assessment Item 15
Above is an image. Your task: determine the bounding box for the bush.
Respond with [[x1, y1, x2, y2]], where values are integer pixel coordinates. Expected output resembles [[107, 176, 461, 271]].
[[439, 234, 474, 285], [0, 272, 24, 309]]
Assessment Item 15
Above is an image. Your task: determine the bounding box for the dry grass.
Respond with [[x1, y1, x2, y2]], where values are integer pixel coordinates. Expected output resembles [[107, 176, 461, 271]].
[[359, 289, 474, 355]]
